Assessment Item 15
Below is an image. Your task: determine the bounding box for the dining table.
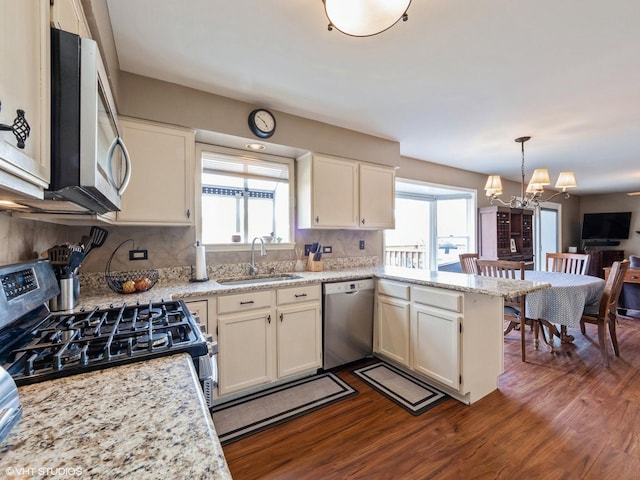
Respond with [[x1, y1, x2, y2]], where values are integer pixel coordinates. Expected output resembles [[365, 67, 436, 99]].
[[523, 270, 606, 348]]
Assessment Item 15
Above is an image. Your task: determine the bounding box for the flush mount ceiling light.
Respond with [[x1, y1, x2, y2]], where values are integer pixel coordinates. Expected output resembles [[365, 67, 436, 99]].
[[485, 136, 577, 208], [245, 143, 265, 151], [323, 0, 411, 37]]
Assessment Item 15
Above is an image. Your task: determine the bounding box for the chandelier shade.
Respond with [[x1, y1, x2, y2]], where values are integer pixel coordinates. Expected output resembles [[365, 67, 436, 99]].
[[485, 137, 577, 208], [323, 0, 411, 37]]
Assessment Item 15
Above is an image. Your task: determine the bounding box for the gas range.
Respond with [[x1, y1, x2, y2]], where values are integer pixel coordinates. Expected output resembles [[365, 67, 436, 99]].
[[1, 300, 208, 386], [0, 260, 216, 402]]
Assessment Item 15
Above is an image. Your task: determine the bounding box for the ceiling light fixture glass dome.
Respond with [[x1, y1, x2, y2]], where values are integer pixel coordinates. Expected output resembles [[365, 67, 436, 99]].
[[323, 0, 411, 37]]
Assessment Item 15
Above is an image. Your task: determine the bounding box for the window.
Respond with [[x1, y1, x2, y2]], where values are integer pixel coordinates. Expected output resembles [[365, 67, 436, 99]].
[[199, 146, 294, 247], [384, 180, 476, 272]]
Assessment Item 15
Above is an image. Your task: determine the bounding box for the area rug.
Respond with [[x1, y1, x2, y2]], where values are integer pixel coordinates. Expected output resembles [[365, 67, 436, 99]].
[[210, 373, 357, 445], [352, 362, 449, 415]]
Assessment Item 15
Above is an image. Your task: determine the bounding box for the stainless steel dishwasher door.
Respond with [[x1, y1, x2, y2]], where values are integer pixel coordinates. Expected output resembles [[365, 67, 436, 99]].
[[323, 278, 375, 369]]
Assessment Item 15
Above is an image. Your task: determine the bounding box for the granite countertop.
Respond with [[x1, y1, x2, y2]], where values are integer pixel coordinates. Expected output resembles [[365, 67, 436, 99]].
[[0, 354, 231, 480], [74, 266, 549, 311]]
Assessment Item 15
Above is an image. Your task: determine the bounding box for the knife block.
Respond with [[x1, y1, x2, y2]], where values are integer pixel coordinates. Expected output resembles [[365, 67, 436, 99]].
[[306, 257, 323, 272]]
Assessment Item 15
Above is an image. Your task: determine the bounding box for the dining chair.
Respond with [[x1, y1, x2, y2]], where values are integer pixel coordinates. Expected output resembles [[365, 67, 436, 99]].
[[546, 252, 590, 275], [580, 259, 630, 366], [459, 253, 479, 274], [477, 259, 529, 361]]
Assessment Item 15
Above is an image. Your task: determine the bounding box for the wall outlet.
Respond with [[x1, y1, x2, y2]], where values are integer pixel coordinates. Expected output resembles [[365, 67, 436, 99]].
[[129, 249, 148, 261], [322, 245, 332, 254], [359, 240, 365, 250]]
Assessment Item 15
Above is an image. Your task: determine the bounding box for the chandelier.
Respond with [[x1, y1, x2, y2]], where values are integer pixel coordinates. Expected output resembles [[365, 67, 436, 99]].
[[322, 0, 411, 37], [485, 136, 577, 208]]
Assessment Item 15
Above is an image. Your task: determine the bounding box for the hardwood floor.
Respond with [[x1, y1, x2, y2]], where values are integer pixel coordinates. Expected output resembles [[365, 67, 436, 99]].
[[220, 315, 640, 479]]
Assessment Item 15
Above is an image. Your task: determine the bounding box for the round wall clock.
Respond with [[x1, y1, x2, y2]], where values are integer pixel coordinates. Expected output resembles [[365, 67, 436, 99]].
[[248, 109, 276, 139]]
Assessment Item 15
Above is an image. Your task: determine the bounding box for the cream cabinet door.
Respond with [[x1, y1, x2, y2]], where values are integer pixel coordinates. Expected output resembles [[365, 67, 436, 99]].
[[276, 302, 322, 378], [297, 153, 358, 229], [0, 0, 50, 196], [375, 295, 410, 367], [312, 154, 358, 228], [217, 308, 275, 396], [359, 163, 395, 229], [117, 118, 195, 225], [411, 303, 461, 390]]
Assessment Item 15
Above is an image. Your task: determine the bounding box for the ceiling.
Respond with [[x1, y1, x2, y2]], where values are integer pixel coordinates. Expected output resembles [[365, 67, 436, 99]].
[[105, 0, 640, 196]]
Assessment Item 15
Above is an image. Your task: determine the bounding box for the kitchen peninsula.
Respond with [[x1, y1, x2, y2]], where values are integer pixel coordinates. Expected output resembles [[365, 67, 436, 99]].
[[76, 265, 549, 405]]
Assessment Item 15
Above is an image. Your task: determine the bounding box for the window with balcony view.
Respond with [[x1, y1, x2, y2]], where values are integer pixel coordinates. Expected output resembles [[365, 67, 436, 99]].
[[384, 180, 476, 272], [200, 148, 293, 246]]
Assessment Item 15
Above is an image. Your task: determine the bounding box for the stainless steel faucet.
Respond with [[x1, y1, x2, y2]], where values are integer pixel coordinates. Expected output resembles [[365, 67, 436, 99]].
[[249, 237, 267, 275]]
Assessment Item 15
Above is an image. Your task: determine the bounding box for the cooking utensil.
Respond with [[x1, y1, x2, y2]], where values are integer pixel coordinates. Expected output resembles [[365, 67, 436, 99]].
[[83, 226, 109, 258], [47, 246, 73, 266], [65, 251, 84, 275], [80, 235, 91, 251]]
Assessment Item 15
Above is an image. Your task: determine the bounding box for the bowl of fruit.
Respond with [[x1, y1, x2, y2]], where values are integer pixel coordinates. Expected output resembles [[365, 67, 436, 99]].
[[105, 270, 159, 294]]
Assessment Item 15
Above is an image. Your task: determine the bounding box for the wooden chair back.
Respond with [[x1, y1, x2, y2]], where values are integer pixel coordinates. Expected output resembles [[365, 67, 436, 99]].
[[459, 253, 479, 274], [546, 252, 590, 275], [476, 259, 525, 280], [581, 260, 630, 366], [476, 259, 528, 361], [599, 260, 630, 320]]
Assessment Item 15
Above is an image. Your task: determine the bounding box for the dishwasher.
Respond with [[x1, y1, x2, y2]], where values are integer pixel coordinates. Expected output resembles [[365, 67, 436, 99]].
[[322, 278, 375, 369]]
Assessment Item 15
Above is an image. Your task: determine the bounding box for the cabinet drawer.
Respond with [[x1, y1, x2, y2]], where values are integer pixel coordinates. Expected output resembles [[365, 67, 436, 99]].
[[377, 279, 410, 300], [625, 269, 640, 284], [218, 290, 274, 314], [277, 284, 321, 305], [412, 286, 462, 313]]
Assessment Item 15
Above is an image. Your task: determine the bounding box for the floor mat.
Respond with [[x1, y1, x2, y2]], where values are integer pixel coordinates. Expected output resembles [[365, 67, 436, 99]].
[[352, 362, 448, 415], [211, 372, 357, 445]]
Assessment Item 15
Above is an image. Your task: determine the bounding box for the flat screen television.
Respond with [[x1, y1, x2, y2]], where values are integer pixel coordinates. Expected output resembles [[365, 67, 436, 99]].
[[581, 212, 632, 240]]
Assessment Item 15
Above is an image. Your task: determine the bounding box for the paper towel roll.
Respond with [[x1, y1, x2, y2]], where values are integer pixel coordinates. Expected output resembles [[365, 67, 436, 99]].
[[195, 245, 207, 280]]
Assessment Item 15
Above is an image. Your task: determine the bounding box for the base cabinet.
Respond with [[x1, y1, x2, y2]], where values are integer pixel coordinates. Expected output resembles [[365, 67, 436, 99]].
[[375, 279, 504, 404], [217, 284, 321, 397], [277, 302, 321, 378], [376, 294, 410, 367], [412, 304, 460, 390], [218, 307, 274, 396]]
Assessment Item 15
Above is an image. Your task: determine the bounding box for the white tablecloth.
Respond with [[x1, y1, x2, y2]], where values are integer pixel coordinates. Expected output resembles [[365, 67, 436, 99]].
[[524, 271, 606, 328]]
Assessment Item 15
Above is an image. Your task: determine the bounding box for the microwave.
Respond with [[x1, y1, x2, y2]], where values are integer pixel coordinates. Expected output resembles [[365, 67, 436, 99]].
[[47, 28, 131, 214]]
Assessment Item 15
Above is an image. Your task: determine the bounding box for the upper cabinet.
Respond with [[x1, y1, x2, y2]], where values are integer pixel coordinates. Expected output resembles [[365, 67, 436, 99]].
[[0, 0, 50, 198], [359, 162, 395, 229], [50, 0, 90, 38], [296, 152, 395, 230], [117, 117, 195, 225]]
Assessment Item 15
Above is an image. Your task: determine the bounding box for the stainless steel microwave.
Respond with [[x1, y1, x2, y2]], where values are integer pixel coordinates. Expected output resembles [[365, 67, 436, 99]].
[[48, 28, 131, 214]]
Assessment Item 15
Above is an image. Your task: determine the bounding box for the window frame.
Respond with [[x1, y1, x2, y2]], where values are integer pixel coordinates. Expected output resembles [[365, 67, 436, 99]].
[[384, 178, 477, 272], [195, 143, 296, 252]]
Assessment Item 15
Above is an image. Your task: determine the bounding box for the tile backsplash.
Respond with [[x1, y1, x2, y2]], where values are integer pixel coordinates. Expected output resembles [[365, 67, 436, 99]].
[[2, 213, 383, 276]]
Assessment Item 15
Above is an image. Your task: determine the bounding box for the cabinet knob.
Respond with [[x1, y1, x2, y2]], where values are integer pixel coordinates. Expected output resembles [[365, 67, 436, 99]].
[[0, 104, 30, 149], [315, 216, 319, 223], [361, 218, 365, 225], [280, 313, 284, 322], [267, 314, 271, 324], [187, 209, 191, 219]]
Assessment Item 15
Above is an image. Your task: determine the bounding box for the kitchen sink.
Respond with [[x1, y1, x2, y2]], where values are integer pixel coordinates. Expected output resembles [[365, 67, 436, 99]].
[[216, 274, 303, 286]]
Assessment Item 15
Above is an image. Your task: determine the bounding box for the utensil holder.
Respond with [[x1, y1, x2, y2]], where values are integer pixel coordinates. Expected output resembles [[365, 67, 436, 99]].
[[49, 274, 79, 312], [306, 257, 323, 272]]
